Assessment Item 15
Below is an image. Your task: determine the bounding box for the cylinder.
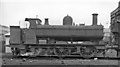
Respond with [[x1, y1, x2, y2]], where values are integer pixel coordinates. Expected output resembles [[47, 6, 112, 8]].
[[92, 13, 98, 25]]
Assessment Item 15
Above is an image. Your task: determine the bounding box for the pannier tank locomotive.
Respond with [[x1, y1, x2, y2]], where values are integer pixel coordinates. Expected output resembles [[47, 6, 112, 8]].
[[9, 2, 120, 58]]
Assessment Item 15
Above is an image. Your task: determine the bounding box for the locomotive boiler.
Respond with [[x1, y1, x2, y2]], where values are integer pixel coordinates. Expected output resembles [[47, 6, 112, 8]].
[[9, 13, 106, 58]]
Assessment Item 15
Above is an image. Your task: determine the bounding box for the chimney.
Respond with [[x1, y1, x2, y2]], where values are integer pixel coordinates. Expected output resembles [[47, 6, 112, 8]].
[[44, 18, 49, 25], [92, 13, 98, 25]]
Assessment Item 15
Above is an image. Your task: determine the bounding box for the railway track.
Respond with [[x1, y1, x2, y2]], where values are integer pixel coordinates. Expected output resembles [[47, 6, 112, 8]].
[[2, 53, 119, 67]]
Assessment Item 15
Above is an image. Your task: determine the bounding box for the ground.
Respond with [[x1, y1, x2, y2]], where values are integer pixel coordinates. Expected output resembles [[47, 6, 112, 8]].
[[1, 53, 119, 67], [2, 57, 119, 65]]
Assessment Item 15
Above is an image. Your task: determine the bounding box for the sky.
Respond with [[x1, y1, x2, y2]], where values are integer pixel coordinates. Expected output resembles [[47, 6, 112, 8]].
[[0, 0, 120, 28]]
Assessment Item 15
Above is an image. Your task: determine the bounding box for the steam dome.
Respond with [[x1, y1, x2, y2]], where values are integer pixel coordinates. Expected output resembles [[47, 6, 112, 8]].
[[63, 15, 73, 25]]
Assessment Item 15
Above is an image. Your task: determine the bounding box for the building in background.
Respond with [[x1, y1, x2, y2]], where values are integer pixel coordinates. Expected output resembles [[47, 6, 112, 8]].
[[0, 25, 9, 53]]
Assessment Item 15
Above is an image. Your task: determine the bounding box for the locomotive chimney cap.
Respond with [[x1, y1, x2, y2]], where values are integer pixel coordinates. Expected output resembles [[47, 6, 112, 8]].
[[92, 13, 98, 15]]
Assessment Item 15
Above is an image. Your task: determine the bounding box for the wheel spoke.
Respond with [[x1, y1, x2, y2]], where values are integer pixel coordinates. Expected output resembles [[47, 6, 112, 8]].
[[55, 47, 69, 57]]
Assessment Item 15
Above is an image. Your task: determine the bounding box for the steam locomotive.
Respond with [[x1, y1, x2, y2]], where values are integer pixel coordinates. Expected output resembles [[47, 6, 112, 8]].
[[9, 2, 120, 58]]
